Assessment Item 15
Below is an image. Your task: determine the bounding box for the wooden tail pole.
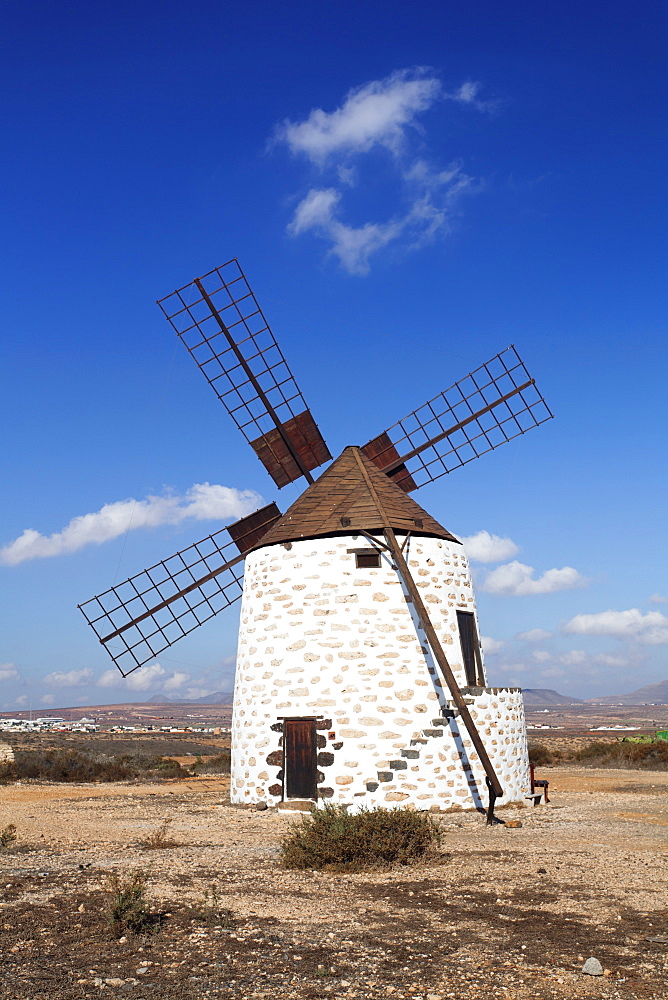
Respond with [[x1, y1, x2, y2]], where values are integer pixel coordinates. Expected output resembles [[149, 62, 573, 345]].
[[350, 448, 504, 817]]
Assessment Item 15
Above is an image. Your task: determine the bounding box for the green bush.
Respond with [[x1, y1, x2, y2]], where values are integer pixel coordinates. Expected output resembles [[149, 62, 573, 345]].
[[280, 804, 442, 871], [104, 870, 155, 937]]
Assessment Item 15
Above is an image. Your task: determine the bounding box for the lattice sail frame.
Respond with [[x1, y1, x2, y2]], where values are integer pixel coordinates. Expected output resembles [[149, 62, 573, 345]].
[[157, 259, 330, 488], [78, 528, 245, 676], [363, 346, 553, 491]]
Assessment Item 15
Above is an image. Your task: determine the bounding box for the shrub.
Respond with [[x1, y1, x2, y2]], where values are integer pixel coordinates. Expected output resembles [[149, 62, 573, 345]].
[[12, 749, 187, 783], [280, 804, 442, 871], [0, 762, 17, 785], [528, 743, 557, 766], [140, 819, 179, 850], [0, 823, 17, 848], [191, 752, 231, 775], [196, 884, 234, 927], [572, 739, 668, 770], [104, 870, 155, 937]]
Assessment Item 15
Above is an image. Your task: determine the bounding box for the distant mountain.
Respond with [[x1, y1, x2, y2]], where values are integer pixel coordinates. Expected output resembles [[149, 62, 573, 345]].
[[522, 688, 584, 706], [587, 678, 668, 706]]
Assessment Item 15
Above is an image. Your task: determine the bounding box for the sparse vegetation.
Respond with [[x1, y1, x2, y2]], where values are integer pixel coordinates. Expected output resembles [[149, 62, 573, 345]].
[[528, 742, 559, 766], [11, 748, 187, 783], [104, 869, 156, 937], [191, 751, 232, 775], [0, 823, 17, 849], [195, 884, 235, 927], [280, 804, 442, 871], [140, 819, 180, 849], [571, 739, 668, 770]]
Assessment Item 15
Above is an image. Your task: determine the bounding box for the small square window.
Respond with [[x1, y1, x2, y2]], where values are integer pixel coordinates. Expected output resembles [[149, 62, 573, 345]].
[[355, 551, 381, 569]]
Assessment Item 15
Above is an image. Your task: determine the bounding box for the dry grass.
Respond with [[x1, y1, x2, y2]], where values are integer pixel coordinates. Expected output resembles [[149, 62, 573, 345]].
[[0, 823, 17, 849], [140, 819, 180, 850]]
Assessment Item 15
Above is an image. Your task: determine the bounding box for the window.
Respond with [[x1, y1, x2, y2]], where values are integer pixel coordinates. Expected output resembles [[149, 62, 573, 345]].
[[456, 610, 483, 686], [355, 551, 381, 569]]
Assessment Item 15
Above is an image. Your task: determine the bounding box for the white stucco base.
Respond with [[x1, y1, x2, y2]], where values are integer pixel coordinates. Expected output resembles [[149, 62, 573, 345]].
[[231, 533, 530, 811]]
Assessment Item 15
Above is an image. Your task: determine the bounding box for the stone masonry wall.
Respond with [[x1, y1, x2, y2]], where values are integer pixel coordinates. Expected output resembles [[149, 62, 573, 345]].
[[231, 534, 530, 810]]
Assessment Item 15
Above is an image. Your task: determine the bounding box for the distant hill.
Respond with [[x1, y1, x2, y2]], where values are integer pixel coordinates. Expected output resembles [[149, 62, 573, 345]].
[[587, 678, 668, 706], [522, 688, 584, 706], [147, 692, 233, 705]]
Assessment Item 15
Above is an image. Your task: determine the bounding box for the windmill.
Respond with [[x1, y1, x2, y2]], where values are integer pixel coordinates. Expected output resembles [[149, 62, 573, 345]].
[[79, 259, 552, 821]]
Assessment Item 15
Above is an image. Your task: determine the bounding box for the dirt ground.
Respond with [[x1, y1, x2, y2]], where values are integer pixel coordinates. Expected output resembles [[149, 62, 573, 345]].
[[0, 766, 666, 1000]]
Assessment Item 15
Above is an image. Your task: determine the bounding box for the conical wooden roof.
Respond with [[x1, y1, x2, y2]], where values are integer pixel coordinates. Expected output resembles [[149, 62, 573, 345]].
[[250, 446, 459, 551]]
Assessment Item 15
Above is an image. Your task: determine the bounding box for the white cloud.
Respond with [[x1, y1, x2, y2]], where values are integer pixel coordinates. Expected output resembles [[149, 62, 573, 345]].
[[563, 608, 668, 645], [539, 666, 566, 680], [183, 687, 218, 701], [40, 694, 55, 706], [0, 662, 19, 682], [288, 163, 472, 276], [531, 650, 551, 662], [276, 69, 484, 274], [98, 663, 191, 693], [516, 628, 552, 643], [15, 695, 28, 707], [480, 635, 503, 655], [483, 560, 587, 597], [649, 593, 668, 604], [44, 668, 94, 688], [274, 68, 442, 164], [0, 483, 262, 565], [559, 649, 588, 666], [460, 530, 519, 563]]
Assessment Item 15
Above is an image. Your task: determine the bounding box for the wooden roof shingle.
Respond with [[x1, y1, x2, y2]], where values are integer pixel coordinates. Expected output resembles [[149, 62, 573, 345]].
[[249, 446, 459, 551]]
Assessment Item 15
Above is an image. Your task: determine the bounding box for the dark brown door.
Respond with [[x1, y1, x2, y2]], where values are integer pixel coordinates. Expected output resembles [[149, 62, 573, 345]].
[[457, 610, 482, 686], [284, 719, 317, 799]]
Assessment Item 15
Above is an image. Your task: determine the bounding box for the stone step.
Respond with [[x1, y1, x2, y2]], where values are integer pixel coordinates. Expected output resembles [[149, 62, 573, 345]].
[[432, 713, 456, 724], [389, 759, 407, 770], [377, 771, 394, 782], [277, 799, 315, 813], [410, 738, 428, 746], [422, 728, 443, 737], [400, 748, 420, 759]]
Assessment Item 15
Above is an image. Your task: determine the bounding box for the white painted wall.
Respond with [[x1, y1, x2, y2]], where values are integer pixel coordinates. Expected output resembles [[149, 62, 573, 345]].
[[231, 533, 530, 811]]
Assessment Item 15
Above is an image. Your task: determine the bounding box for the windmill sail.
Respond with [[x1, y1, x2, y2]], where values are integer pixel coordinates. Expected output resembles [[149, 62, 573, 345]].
[[157, 260, 331, 488], [79, 526, 246, 677], [362, 346, 553, 492]]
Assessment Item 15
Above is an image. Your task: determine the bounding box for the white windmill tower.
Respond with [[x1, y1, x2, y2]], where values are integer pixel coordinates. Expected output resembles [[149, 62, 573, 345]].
[[80, 260, 552, 822]]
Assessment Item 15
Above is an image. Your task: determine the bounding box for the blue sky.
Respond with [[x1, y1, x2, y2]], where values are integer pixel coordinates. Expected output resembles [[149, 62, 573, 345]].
[[1, 0, 667, 709]]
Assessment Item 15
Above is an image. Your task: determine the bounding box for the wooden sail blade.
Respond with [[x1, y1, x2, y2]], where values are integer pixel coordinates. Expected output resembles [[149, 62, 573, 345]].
[[226, 502, 282, 555], [362, 346, 553, 492], [78, 528, 245, 677], [157, 259, 331, 488]]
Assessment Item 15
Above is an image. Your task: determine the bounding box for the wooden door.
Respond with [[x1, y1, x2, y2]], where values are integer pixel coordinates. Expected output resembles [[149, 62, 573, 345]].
[[284, 719, 317, 799], [457, 610, 483, 686]]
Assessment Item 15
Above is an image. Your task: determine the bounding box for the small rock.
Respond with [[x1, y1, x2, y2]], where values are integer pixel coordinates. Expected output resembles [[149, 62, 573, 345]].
[[505, 820, 522, 829], [646, 935, 668, 943], [537, 868, 547, 874], [105, 978, 125, 987], [77, 903, 85, 913], [582, 958, 603, 976], [255, 801, 268, 811], [93, 978, 104, 987], [135, 968, 149, 975]]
